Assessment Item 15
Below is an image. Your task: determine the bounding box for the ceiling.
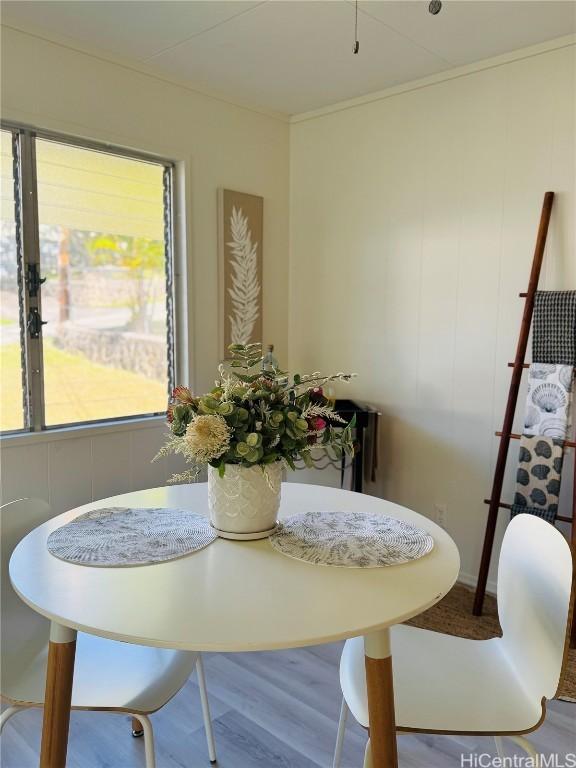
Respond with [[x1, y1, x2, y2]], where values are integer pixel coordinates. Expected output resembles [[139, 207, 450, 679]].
[[2, 1, 575, 116]]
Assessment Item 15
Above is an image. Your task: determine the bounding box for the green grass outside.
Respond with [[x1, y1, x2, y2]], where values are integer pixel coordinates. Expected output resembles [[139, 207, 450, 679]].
[[1, 340, 167, 431]]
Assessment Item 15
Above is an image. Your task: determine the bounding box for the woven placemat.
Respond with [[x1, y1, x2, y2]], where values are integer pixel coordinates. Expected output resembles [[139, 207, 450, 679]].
[[269, 510, 433, 568], [47, 507, 216, 567]]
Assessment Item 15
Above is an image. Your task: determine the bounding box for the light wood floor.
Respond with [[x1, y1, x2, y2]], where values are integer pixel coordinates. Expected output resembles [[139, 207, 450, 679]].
[[1, 642, 574, 767]]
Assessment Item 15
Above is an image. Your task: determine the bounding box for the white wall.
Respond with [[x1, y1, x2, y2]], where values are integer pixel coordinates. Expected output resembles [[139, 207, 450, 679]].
[[290, 42, 576, 588], [0, 26, 289, 510], [2, 28, 574, 592]]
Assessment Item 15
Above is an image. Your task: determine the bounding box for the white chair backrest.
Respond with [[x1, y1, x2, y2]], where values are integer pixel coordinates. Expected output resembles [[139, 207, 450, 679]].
[[1, 498, 52, 683], [498, 514, 573, 700]]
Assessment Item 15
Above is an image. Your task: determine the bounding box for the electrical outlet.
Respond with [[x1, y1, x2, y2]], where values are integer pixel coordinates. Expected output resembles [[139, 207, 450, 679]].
[[434, 504, 448, 529]]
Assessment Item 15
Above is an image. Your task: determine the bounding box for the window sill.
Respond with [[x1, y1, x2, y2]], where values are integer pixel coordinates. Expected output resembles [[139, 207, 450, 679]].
[[0, 415, 168, 447]]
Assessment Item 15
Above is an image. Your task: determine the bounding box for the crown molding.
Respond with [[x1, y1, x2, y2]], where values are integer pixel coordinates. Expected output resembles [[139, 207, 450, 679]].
[[0, 23, 291, 124], [291, 34, 576, 124], [2, 23, 574, 128]]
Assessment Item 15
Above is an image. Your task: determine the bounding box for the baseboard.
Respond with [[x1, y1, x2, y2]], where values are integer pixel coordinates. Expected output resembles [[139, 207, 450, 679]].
[[458, 571, 497, 597]]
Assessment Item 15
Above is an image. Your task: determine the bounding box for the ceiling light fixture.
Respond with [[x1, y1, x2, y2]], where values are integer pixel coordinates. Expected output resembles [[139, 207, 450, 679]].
[[353, 0, 440, 55]]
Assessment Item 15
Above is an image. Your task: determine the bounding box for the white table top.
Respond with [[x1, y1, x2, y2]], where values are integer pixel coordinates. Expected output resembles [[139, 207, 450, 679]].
[[10, 484, 460, 652]]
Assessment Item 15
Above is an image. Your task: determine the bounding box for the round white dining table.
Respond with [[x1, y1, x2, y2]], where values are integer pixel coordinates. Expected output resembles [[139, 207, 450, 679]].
[[10, 482, 460, 768]]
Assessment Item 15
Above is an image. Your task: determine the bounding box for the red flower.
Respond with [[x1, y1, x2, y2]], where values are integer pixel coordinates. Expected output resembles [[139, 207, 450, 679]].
[[309, 387, 324, 402], [310, 416, 327, 432], [172, 385, 194, 404]]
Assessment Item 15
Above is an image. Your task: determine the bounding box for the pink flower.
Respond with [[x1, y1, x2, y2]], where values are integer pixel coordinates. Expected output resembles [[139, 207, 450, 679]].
[[309, 387, 324, 402], [310, 417, 327, 432]]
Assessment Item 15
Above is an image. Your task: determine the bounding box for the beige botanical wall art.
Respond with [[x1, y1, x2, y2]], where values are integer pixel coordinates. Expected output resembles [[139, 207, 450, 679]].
[[218, 189, 263, 353]]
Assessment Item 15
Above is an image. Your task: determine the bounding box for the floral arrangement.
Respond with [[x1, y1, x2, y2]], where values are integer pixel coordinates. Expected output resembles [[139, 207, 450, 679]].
[[156, 343, 356, 482]]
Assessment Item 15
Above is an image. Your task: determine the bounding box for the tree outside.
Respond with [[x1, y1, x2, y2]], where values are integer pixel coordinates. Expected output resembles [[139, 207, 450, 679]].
[[0, 135, 171, 431]]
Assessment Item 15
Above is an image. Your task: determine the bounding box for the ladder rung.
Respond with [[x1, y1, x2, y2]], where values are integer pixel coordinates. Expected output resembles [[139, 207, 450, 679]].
[[474, 193, 560, 619], [483, 498, 573, 524], [507, 362, 529, 369], [495, 430, 576, 449], [484, 498, 511, 509]]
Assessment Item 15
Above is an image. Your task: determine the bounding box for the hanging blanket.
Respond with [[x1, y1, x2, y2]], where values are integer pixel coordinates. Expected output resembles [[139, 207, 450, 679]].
[[522, 363, 573, 441], [512, 435, 564, 524], [532, 290, 576, 365], [512, 290, 576, 523]]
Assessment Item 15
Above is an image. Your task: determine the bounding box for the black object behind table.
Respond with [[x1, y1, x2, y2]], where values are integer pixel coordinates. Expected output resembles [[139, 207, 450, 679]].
[[332, 399, 378, 493]]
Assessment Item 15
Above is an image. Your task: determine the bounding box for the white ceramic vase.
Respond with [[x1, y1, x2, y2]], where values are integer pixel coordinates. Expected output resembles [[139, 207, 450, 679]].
[[207, 462, 282, 539]]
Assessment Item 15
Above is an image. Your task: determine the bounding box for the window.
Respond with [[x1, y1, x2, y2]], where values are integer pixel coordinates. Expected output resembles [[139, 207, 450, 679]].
[[1, 131, 26, 432], [0, 126, 175, 433]]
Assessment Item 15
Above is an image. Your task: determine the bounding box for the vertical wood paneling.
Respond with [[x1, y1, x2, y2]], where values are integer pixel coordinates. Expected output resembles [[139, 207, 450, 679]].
[[1, 425, 180, 515], [546, 48, 576, 290], [6, 428, 202, 510], [90, 432, 133, 501], [129, 425, 169, 492], [290, 45, 575, 588], [48, 438, 92, 515], [446, 66, 508, 576], [0, 443, 50, 506]]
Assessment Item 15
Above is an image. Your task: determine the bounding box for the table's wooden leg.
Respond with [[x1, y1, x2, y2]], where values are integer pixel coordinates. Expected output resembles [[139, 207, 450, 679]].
[[40, 623, 77, 768], [364, 628, 398, 768]]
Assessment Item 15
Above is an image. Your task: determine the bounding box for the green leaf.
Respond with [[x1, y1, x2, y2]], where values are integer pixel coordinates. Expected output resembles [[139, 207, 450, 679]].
[[246, 432, 262, 448], [285, 455, 296, 471], [246, 447, 259, 463], [199, 396, 219, 413]]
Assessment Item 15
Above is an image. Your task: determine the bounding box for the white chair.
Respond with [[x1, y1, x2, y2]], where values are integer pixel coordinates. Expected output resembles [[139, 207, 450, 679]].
[[333, 514, 573, 768], [0, 498, 217, 768]]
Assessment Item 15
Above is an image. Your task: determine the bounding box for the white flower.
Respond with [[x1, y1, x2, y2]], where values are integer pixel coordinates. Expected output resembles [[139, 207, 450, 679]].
[[185, 415, 230, 463]]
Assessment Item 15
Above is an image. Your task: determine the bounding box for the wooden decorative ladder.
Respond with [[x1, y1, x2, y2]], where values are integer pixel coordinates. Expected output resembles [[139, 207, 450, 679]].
[[473, 191, 576, 648]]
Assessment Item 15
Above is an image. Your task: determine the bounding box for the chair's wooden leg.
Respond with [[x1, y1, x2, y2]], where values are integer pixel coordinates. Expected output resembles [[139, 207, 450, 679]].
[[364, 628, 398, 768], [40, 623, 77, 768]]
